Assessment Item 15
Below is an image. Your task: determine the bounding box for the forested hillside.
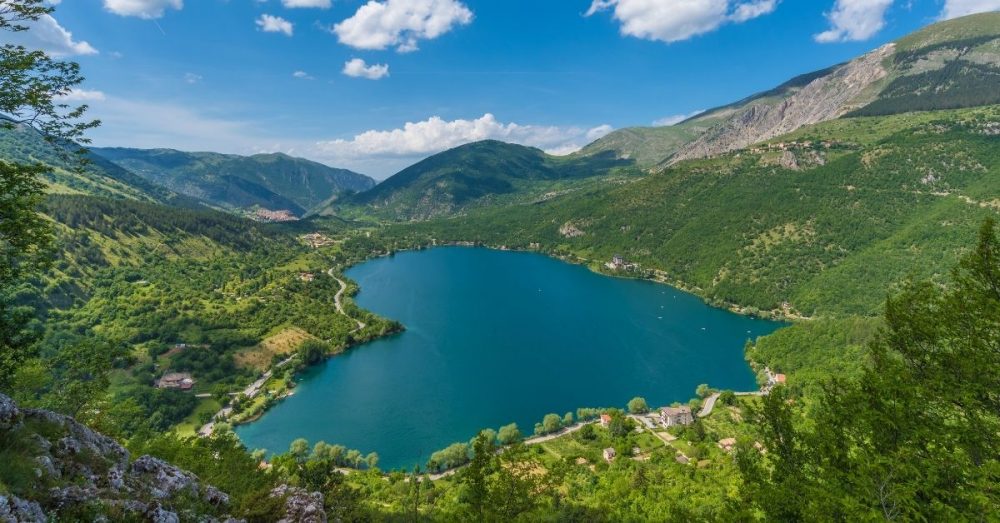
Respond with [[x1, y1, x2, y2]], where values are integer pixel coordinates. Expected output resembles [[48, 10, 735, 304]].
[[328, 140, 633, 220], [385, 106, 1000, 316], [0, 120, 178, 203], [95, 147, 375, 216]]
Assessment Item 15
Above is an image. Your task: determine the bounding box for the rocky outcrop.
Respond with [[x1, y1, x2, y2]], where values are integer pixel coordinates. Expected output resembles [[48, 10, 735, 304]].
[[0, 393, 236, 522], [669, 44, 895, 164], [271, 485, 327, 523]]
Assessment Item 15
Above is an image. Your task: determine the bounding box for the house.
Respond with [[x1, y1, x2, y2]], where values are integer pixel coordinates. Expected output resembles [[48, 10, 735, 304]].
[[299, 272, 316, 282], [660, 406, 694, 427], [774, 374, 787, 385], [600, 413, 612, 427], [156, 372, 195, 390], [603, 447, 616, 463], [718, 438, 737, 453], [611, 254, 625, 269], [675, 454, 690, 465]]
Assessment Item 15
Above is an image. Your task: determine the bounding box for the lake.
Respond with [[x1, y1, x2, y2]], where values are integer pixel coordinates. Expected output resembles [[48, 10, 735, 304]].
[[236, 247, 784, 470]]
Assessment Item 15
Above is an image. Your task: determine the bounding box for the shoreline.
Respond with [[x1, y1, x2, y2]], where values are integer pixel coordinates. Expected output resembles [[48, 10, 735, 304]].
[[226, 237, 781, 472]]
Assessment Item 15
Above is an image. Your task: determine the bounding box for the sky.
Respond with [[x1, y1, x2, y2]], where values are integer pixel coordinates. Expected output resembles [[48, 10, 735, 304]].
[[7, 0, 1000, 178]]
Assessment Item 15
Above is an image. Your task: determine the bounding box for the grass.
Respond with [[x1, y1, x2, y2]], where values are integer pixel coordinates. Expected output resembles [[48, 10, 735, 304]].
[[234, 326, 315, 371], [174, 398, 222, 437]]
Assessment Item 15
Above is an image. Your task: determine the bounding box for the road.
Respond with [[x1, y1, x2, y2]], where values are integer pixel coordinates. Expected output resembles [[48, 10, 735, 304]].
[[698, 392, 721, 417], [329, 269, 366, 332]]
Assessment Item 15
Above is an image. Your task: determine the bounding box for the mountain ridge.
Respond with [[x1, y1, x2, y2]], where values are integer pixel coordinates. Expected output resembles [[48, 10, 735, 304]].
[[94, 147, 376, 216]]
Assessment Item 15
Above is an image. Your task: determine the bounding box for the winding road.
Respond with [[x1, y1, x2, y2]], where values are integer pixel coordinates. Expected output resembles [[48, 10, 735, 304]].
[[329, 269, 366, 333]]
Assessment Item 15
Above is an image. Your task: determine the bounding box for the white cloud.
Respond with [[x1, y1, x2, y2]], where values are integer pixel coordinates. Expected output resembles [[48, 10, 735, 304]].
[[313, 113, 612, 162], [257, 14, 294, 35], [814, 0, 893, 43], [293, 70, 315, 79], [342, 58, 390, 79], [730, 0, 778, 22], [586, 0, 777, 43], [333, 0, 473, 52], [103, 0, 182, 19], [940, 0, 1000, 19], [57, 88, 107, 102], [0, 14, 97, 56], [282, 0, 331, 7], [653, 109, 705, 126], [183, 72, 202, 84]]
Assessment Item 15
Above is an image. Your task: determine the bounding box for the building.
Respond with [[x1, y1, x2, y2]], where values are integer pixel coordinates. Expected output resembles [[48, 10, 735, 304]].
[[718, 438, 737, 453], [156, 372, 195, 390], [299, 272, 316, 282], [660, 406, 694, 427], [774, 374, 787, 385], [603, 447, 616, 463], [600, 413, 612, 427]]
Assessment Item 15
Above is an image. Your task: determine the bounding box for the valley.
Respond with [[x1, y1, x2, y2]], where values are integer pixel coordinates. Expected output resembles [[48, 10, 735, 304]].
[[2, 7, 1000, 521]]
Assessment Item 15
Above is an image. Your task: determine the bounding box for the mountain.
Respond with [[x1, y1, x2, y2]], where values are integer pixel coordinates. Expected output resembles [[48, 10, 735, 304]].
[[392, 104, 1000, 317], [579, 11, 1000, 168], [93, 147, 376, 216], [0, 120, 181, 204], [328, 140, 632, 220]]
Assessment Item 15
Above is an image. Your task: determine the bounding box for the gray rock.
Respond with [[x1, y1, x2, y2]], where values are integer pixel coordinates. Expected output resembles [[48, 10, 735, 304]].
[[0, 494, 47, 523], [0, 394, 21, 430], [130, 455, 199, 499], [271, 485, 327, 523]]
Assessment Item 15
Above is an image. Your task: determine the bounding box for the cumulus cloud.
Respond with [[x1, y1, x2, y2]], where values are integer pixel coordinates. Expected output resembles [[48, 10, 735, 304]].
[[342, 58, 390, 79], [313, 114, 612, 162], [940, 0, 1000, 19], [0, 14, 97, 56], [653, 109, 705, 126], [282, 0, 331, 7], [103, 0, 182, 19], [333, 0, 473, 52], [257, 14, 294, 36], [814, 0, 893, 43], [293, 70, 315, 79], [586, 0, 777, 43]]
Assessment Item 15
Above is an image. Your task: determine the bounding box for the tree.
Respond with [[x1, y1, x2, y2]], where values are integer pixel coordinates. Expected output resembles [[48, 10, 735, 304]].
[[364, 452, 379, 469], [562, 411, 574, 427], [0, 0, 99, 389], [289, 438, 310, 460], [627, 396, 649, 414], [739, 219, 1000, 519], [498, 423, 522, 445], [695, 383, 714, 399], [297, 339, 329, 367], [607, 411, 630, 439], [542, 413, 562, 434]]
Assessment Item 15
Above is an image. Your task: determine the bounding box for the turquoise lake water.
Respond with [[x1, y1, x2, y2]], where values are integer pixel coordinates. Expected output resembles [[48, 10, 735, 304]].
[[236, 247, 784, 470]]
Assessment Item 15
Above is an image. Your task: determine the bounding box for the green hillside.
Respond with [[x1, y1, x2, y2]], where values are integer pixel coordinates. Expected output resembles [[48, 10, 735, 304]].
[[0, 121, 177, 204], [383, 106, 1000, 317], [94, 147, 376, 216], [330, 140, 633, 220]]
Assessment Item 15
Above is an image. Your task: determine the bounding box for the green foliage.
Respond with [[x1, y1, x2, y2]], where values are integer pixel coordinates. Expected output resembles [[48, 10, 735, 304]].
[[333, 140, 634, 220], [739, 219, 1000, 519], [497, 423, 522, 445], [627, 396, 649, 414], [296, 339, 329, 367]]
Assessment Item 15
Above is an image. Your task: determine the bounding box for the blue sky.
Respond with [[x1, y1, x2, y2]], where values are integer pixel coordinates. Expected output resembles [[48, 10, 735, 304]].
[[9, 0, 1000, 177]]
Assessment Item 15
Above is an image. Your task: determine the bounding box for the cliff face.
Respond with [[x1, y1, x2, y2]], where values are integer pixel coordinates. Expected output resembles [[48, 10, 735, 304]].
[[0, 393, 233, 522], [668, 44, 894, 164]]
